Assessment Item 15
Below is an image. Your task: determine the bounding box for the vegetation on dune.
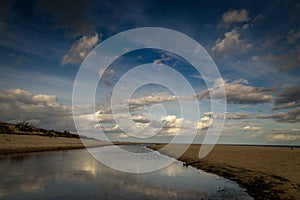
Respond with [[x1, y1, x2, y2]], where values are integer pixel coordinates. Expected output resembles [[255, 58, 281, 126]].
[[0, 121, 84, 139]]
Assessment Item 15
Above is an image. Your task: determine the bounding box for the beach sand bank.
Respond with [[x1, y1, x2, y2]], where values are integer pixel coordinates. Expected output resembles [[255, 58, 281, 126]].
[[149, 144, 300, 200], [0, 134, 111, 154]]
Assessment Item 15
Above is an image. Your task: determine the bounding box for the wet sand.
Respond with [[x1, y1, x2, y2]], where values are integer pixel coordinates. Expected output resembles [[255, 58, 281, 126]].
[[0, 134, 111, 154], [149, 144, 300, 200]]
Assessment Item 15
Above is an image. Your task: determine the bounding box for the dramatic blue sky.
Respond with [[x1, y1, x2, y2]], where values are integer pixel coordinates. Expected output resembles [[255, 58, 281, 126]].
[[0, 0, 300, 145]]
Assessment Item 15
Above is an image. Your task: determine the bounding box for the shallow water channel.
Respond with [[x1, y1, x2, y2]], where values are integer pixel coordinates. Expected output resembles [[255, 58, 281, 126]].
[[0, 145, 253, 200]]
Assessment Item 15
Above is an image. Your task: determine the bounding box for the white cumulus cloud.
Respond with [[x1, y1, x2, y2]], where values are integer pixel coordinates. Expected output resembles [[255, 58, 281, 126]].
[[212, 28, 252, 57], [219, 9, 250, 26], [0, 89, 75, 131], [267, 133, 298, 141], [62, 34, 99, 65], [243, 125, 261, 131]]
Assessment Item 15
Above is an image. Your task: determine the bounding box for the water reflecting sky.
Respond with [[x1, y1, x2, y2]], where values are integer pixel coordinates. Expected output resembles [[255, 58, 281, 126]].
[[0, 145, 252, 200]]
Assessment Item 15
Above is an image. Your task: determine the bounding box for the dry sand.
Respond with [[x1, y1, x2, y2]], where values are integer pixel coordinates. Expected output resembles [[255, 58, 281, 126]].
[[0, 134, 111, 154], [149, 144, 300, 200]]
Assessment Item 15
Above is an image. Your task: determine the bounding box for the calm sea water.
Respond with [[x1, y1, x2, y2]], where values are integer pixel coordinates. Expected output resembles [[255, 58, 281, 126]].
[[0, 145, 252, 200]]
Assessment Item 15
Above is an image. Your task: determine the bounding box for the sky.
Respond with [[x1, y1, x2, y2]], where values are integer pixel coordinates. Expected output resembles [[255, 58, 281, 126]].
[[0, 0, 300, 145]]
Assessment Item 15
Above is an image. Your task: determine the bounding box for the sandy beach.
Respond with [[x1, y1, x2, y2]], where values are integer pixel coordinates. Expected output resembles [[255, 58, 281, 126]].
[[1, 128, 299, 199], [149, 144, 300, 200], [0, 134, 111, 154]]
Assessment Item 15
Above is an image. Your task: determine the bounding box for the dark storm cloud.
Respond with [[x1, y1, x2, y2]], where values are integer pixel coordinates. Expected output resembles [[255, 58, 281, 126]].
[[38, 0, 96, 37], [272, 102, 300, 110], [224, 112, 253, 119], [0, 0, 15, 29], [223, 107, 300, 123], [257, 108, 300, 123], [0, 0, 14, 16], [266, 48, 300, 72], [197, 79, 275, 105], [196, 90, 210, 100], [224, 85, 273, 104], [272, 84, 300, 110], [275, 85, 300, 105]]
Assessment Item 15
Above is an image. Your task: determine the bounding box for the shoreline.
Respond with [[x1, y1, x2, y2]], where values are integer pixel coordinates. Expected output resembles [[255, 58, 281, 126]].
[[0, 134, 149, 155], [0, 145, 93, 155], [2, 134, 299, 199], [0, 134, 113, 155], [148, 144, 300, 200]]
